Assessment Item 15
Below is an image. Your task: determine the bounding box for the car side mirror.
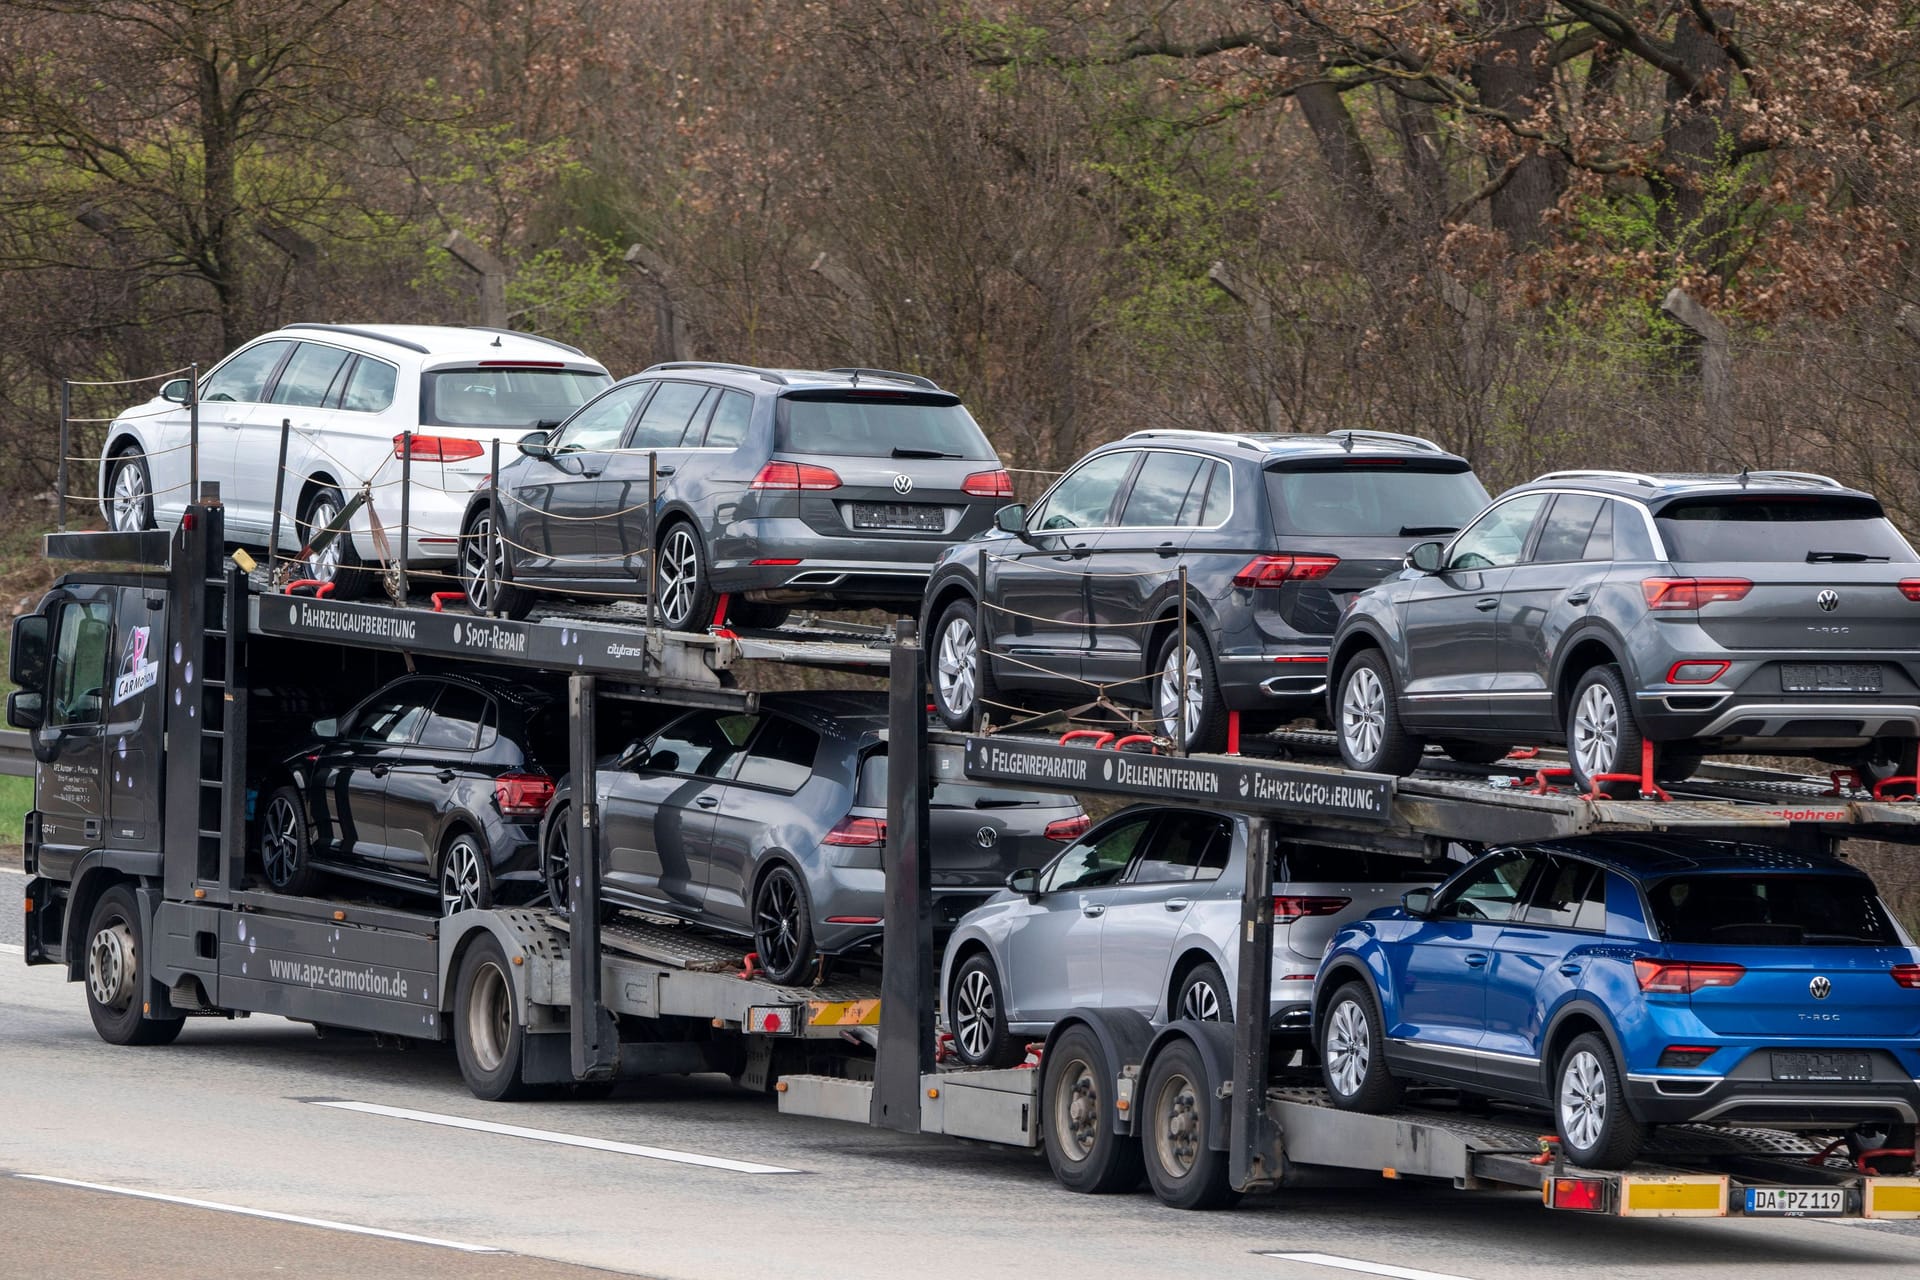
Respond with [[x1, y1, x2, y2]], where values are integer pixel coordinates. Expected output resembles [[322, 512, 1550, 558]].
[[1005, 867, 1041, 899], [994, 504, 1029, 538], [1406, 540, 1446, 574], [1401, 887, 1434, 917], [160, 378, 191, 404], [612, 738, 646, 770], [10, 613, 48, 689], [311, 716, 339, 740], [6, 690, 43, 730], [517, 428, 553, 460]]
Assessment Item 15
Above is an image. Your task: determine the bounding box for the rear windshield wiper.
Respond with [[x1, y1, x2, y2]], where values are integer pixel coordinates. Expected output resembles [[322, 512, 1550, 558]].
[[892, 447, 962, 459], [1400, 525, 1459, 536], [973, 797, 1035, 809], [1805, 550, 1890, 563]]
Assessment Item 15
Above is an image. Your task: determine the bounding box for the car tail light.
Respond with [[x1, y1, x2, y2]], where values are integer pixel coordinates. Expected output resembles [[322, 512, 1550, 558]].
[[1891, 964, 1920, 988], [962, 469, 1014, 498], [1665, 660, 1730, 684], [1899, 580, 1920, 602], [1641, 577, 1752, 610], [495, 772, 555, 817], [395, 434, 485, 462], [1658, 1045, 1717, 1068], [750, 461, 841, 491], [1273, 895, 1350, 923], [824, 815, 887, 846], [1233, 555, 1340, 588], [1043, 813, 1091, 842], [1634, 958, 1745, 992]]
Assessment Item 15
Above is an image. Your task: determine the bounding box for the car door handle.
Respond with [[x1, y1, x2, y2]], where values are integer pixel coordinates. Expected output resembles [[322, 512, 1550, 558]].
[[369, 763, 391, 778], [1157, 542, 1178, 558], [1082, 904, 1106, 918], [654, 466, 676, 477], [1566, 591, 1592, 605], [436, 769, 456, 784], [1474, 597, 1499, 612], [1164, 898, 1191, 911], [1464, 952, 1488, 968], [1559, 962, 1582, 976], [695, 795, 719, 809]]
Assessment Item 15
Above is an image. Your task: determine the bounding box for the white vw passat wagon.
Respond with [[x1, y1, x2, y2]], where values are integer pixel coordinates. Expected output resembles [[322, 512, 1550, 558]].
[[98, 323, 611, 597]]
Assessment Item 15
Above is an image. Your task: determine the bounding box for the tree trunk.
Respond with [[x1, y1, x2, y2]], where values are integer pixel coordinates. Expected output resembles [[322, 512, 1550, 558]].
[[1470, 0, 1564, 248], [1656, 7, 1739, 276], [197, 56, 245, 351]]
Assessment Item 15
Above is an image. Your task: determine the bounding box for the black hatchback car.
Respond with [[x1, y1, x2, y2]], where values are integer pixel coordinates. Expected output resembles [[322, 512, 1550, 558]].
[[922, 429, 1487, 750], [459, 363, 1012, 628], [540, 691, 1088, 984], [255, 672, 566, 912]]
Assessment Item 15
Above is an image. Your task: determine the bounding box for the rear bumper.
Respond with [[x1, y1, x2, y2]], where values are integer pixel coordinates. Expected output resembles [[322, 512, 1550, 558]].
[[1217, 650, 1332, 713], [1633, 691, 1920, 749], [1625, 1049, 1920, 1127]]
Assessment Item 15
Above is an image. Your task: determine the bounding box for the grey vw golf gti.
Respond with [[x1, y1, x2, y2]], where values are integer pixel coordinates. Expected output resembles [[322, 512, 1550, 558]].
[[1329, 470, 1920, 792]]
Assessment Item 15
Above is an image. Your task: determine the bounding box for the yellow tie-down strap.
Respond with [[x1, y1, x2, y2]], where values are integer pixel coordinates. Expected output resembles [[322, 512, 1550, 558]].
[[806, 998, 881, 1028], [1864, 1178, 1920, 1218], [1618, 1175, 1728, 1217]]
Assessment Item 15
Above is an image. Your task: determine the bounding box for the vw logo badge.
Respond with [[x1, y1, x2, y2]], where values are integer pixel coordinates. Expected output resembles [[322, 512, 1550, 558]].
[[892, 474, 913, 495], [976, 826, 998, 849], [1817, 589, 1840, 612], [1810, 975, 1832, 1000]]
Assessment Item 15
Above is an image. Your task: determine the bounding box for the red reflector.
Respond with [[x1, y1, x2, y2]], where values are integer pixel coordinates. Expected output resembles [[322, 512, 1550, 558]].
[[1641, 577, 1752, 609], [823, 815, 886, 846], [825, 916, 883, 924], [1279, 974, 1317, 982], [1658, 1044, 1718, 1068], [1272, 655, 1328, 663], [962, 469, 1014, 498], [1043, 813, 1091, 842], [1550, 1177, 1607, 1212], [1665, 660, 1730, 684], [1273, 895, 1350, 923], [750, 461, 842, 491], [1233, 554, 1340, 588], [183, 512, 197, 530], [396, 434, 485, 462], [751, 558, 802, 566], [1892, 964, 1920, 988], [1634, 958, 1745, 993], [494, 772, 555, 817], [1900, 580, 1920, 602], [476, 360, 566, 368]]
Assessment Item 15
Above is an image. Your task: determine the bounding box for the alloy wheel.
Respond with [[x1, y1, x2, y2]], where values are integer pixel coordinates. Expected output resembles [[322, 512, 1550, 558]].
[[261, 794, 301, 889], [462, 514, 506, 612], [1342, 666, 1387, 762], [954, 967, 998, 1061], [441, 836, 484, 914], [656, 526, 699, 629], [1150, 1070, 1203, 1177], [1050, 1056, 1100, 1163], [545, 817, 572, 912], [1180, 977, 1223, 1022], [937, 616, 978, 716], [1572, 683, 1619, 778], [755, 871, 802, 978], [1561, 1049, 1608, 1153], [305, 496, 345, 583], [1158, 644, 1204, 744], [1325, 998, 1371, 1098], [111, 458, 148, 531]]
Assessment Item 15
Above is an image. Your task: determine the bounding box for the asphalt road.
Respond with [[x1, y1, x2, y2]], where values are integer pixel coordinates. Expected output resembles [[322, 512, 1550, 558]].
[[6, 863, 1920, 1280]]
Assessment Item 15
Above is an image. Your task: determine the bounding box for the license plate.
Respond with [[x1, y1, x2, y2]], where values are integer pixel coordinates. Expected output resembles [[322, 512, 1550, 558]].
[[1771, 1050, 1873, 1083], [1746, 1186, 1846, 1216], [852, 502, 943, 532], [1782, 662, 1883, 693]]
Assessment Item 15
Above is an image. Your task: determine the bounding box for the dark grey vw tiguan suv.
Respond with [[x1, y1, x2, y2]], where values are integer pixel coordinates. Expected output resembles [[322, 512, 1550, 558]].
[[1329, 470, 1920, 792], [922, 429, 1487, 751], [460, 364, 1011, 626]]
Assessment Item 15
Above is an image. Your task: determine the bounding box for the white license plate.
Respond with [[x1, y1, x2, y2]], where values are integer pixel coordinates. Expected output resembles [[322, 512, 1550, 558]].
[[1746, 1186, 1845, 1216]]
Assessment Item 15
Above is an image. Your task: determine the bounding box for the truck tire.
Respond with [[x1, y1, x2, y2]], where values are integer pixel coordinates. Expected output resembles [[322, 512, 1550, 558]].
[[454, 933, 535, 1101], [83, 885, 184, 1047], [1140, 1037, 1239, 1210], [1555, 1032, 1645, 1169], [259, 786, 318, 896], [1041, 1024, 1143, 1194]]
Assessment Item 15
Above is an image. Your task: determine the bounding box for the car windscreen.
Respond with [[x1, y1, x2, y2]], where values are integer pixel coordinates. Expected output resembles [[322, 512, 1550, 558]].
[[856, 749, 1066, 809], [1646, 873, 1901, 946], [1655, 495, 1917, 563], [424, 367, 612, 428], [776, 391, 997, 460], [1266, 462, 1488, 537], [1277, 844, 1450, 884]]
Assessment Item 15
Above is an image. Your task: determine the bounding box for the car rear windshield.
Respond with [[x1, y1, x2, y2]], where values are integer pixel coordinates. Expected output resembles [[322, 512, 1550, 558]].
[[856, 750, 1066, 810], [1266, 463, 1488, 537], [1655, 496, 1917, 563], [519, 701, 569, 769], [777, 392, 997, 460], [1646, 873, 1901, 946], [1276, 845, 1451, 884], [424, 367, 611, 428]]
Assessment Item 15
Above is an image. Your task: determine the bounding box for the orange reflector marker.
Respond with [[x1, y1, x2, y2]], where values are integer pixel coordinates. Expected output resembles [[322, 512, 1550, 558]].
[[193, 888, 206, 899], [712, 1018, 726, 1028], [927, 1088, 939, 1099], [511, 954, 524, 966], [1382, 1168, 1400, 1180], [332, 910, 345, 921], [1865, 1179, 1920, 1218], [1619, 1175, 1726, 1216], [774, 1081, 789, 1093], [22, 898, 31, 912]]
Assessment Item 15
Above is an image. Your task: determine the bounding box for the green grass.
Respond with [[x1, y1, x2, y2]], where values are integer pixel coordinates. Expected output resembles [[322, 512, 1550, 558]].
[[0, 773, 31, 850]]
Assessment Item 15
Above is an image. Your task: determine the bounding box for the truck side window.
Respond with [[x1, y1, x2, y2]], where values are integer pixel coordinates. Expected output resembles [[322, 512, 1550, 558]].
[[49, 600, 113, 727]]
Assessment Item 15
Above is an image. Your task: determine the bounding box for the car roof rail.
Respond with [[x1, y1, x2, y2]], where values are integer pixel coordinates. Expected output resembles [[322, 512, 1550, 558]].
[[825, 367, 941, 391], [1324, 429, 1446, 454], [282, 323, 431, 355], [1534, 469, 1662, 487], [1122, 429, 1264, 450], [1739, 469, 1846, 489], [641, 361, 790, 386], [457, 325, 589, 358]]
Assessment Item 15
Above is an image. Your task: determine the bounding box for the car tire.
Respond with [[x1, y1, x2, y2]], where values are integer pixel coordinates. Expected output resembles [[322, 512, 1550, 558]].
[[752, 863, 815, 986], [258, 786, 318, 897], [1854, 738, 1918, 795], [1174, 961, 1233, 1023], [1319, 981, 1402, 1113], [1566, 664, 1646, 798], [1154, 629, 1227, 754], [1555, 1032, 1645, 1168], [931, 597, 1001, 731], [654, 521, 716, 632], [727, 601, 791, 630], [1041, 1023, 1144, 1195], [1335, 650, 1425, 776], [540, 804, 615, 924], [1140, 1037, 1240, 1210], [1438, 740, 1513, 767], [107, 445, 156, 532], [459, 508, 533, 620], [949, 952, 1021, 1067], [453, 932, 535, 1101], [1848, 1121, 1916, 1176], [439, 830, 494, 915], [83, 884, 185, 1047], [299, 485, 370, 600], [1656, 746, 1706, 784]]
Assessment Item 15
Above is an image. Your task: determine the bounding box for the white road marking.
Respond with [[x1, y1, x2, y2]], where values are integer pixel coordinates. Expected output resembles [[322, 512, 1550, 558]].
[[0, 943, 22, 956], [313, 1099, 804, 1175], [15, 1174, 503, 1252], [1264, 1255, 1481, 1280]]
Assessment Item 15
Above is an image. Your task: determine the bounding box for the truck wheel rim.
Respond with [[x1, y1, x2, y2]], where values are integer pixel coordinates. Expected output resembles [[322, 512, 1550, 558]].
[[1050, 1056, 1099, 1161], [1342, 666, 1386, 762], [544, 818, 571, 912], [955, 968, 997, 1060], [1573, 684, 1619, 778], [755, 871, 801, 977], [262, 795, 301, 888], [1326, 999, 1371, 1097], [937, 617, 977, 715], [463, 515, 504, 610], [1158, 645, 1203, 743], [442, 837, 483, 914], [112, 460, 147, 531], [306, 496, 344, 582], [467, 960, 512, 1073], [657, 528, 697, 628], [1180, 978, 1223, 1022], [1561, 1049, 1607, 1151], [1152, 1070, 1202, 1176], [87, 918, 136, 1011]]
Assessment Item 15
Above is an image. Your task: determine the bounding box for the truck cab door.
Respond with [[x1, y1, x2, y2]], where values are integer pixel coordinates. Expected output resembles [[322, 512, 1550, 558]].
[[103, 586, 165, 849], [20, 589, 119, 879]]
